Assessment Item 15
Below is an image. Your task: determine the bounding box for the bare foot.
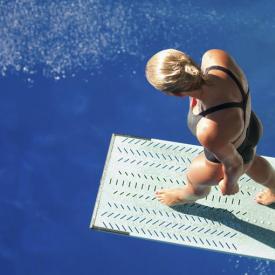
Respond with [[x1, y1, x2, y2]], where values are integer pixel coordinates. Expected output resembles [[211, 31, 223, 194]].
[[155, 187, 197, 206], [255, 188, 275, 205]]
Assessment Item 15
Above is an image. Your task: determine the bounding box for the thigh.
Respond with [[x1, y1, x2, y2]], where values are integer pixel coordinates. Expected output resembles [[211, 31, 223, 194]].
[[186, 152, 224, 187], [186, 149, 255, 187]]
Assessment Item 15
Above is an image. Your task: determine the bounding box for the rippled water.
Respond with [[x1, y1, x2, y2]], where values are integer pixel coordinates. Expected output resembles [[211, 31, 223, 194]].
[[0, 1, 274, 274], [0, 0, 273, 80]]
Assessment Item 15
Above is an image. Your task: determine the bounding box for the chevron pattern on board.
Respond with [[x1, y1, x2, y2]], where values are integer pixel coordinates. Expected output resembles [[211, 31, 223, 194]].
[[91, 134, 275, 261]]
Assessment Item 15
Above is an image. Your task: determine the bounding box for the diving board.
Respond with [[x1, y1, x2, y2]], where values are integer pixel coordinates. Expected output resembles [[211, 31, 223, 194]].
[[90, 134, 275, 261]]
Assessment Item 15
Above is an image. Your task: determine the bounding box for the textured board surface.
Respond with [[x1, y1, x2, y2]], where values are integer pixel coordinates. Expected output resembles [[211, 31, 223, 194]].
[[90, 134, 275, 261]]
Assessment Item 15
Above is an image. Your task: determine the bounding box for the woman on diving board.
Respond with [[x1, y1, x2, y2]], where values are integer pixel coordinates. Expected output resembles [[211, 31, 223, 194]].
[[145, 49, 275, 206]]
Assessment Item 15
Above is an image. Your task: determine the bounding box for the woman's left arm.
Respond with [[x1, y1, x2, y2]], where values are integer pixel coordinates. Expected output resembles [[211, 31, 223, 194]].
[[197, 119, 244, 195], [210, 143, 244, 195]]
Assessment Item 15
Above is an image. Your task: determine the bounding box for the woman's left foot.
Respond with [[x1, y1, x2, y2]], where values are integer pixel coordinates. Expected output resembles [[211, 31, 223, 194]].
[[255, 188, 275, 205], [155, 187, 196, 206]]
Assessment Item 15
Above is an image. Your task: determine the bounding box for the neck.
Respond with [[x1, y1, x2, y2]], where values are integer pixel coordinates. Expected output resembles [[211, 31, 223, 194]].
[[186, 88, 205, 100], [175, 86, 206, 101]]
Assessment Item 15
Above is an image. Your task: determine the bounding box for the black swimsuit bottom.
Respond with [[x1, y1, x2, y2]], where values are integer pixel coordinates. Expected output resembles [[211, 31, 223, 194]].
[[204, 111, 263, 164]]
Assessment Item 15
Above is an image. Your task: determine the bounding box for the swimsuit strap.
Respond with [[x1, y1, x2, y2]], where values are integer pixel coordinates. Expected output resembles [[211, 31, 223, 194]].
[[199, 101, 243, 117], [200, 65, 250, 117], [201, 65, 250, 143], [205, 65, 248, 100]]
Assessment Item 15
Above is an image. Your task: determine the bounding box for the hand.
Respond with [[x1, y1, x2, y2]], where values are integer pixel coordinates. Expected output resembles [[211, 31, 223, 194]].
[[218, 178, 239, 196], [218, 161, 243, 196]]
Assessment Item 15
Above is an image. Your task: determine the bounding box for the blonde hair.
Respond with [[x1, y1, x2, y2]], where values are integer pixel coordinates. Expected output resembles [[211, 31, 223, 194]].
[[145, 49, 206, 93]]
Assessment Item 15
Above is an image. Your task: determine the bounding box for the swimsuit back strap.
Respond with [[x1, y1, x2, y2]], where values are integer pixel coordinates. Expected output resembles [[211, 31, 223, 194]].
[[205, 65, 248, 99], [203, 65, 250, 144], [199, 102, 243, 117]]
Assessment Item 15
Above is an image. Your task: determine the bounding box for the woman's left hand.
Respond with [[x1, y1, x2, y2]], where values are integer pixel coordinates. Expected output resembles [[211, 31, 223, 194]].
[[218, 164, 243, 195], [218, 178, 239, 195]]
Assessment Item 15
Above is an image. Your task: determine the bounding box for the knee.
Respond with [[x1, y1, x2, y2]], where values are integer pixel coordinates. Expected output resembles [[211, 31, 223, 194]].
[[186, 174, 212, 197], [186, 165, 222, 188]]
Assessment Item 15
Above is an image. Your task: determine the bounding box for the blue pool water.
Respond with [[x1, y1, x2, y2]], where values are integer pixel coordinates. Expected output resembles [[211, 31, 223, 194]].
[[0, 1, 274, 274]]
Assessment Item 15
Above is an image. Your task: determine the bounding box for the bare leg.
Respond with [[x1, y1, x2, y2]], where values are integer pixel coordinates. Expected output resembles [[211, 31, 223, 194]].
[[246, 155, 275, 205], [155, 176, 211, 206]]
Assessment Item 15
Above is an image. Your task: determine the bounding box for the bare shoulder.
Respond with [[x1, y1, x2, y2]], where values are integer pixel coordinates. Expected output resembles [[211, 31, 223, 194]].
[[201, 49, 248, 89], [201, 49, 233, 70], [196, 111, 243, 150], [202, 49, 231, 61]]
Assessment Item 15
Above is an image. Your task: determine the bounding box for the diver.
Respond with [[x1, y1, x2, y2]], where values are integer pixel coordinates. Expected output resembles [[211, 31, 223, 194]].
[[145, 49, 275, 206]]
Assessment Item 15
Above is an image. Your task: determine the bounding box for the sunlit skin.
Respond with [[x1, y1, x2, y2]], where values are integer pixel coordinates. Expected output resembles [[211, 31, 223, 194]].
[[156, 88, 210, 206], [155, 87, 275, 207]]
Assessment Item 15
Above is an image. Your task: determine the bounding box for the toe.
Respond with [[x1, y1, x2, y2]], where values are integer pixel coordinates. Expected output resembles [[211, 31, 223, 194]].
[[256, 193, 263, 202], [257, 199, 267, 205], [256, 197, 263, 204], [256, 194, 262, 200], [256, 190, 264, 199], [256, 193, 269, 205]]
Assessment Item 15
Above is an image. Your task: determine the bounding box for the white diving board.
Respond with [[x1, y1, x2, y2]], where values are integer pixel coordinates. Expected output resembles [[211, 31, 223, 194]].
[[90, 134, 275, 261]]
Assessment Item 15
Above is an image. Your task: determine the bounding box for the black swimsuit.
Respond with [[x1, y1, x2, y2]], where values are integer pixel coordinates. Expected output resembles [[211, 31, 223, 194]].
[[187, 65, 263, 164]]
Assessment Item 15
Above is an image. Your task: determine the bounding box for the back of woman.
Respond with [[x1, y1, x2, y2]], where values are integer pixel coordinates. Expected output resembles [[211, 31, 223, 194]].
[[146, 48, 274, 206], [200, 50, 250, 140]]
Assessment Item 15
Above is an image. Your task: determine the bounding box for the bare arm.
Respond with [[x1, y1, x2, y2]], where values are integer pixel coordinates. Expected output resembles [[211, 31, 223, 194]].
[[208, 143, 244, 190], [197, 117, 244, 195]]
